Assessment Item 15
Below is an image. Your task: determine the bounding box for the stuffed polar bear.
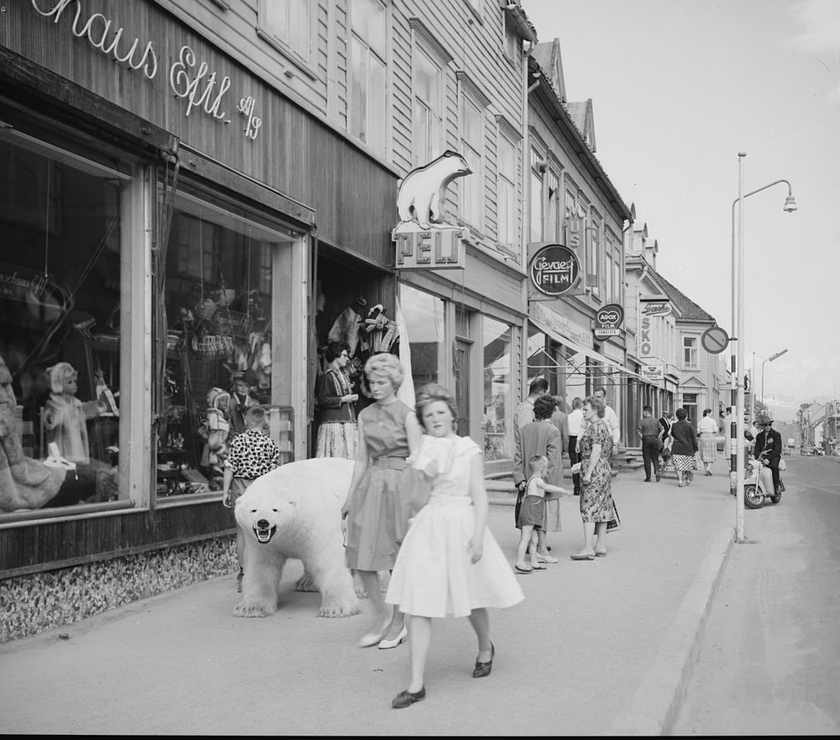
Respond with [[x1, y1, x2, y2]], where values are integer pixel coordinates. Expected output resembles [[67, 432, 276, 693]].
[[233, 457, 361, 618]]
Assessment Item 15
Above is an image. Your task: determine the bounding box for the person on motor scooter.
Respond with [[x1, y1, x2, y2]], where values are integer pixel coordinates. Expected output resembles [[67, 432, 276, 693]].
[[753, 412, 783, 495]]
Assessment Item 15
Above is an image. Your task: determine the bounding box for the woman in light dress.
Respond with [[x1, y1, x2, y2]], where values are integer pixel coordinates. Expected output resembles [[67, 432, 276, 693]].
[[384, 383, 525, 709], [696, 408, 719, 476]]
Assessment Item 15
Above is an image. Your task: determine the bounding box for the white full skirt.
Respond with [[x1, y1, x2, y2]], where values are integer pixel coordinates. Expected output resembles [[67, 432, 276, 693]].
[[385, 497, 524, 619]]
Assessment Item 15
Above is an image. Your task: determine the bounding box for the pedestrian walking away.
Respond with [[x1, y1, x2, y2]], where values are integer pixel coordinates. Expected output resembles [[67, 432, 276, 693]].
[[670, 408, 698, 488], [697, 408, 719, 476], [566, 397, 583, 495], [385, 383, 524, 709], [637, 405, 662, 483]]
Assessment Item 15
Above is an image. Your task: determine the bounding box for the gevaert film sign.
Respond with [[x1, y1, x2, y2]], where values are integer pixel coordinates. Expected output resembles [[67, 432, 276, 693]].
[[529, 244, 581, 297]]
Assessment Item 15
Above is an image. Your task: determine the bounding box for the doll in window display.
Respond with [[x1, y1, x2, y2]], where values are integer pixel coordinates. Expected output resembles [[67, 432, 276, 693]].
[[0, 355, 95, 511], [199, 387, 231, 484], [227, 371, 260, 437], [42, 362, 110, 467]]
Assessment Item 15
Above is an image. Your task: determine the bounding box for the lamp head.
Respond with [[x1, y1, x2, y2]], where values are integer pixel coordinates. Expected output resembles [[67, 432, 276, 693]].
[[783, 195, 797, 213]]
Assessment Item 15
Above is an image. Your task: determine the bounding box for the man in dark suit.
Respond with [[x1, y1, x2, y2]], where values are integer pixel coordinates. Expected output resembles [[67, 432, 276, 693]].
[[753, 412, 783, 495]]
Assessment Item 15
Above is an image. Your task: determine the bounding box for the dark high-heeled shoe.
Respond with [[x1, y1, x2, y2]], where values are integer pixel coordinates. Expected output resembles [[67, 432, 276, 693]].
[[392, 686, 425, 708], [472, 642, 495, 678]]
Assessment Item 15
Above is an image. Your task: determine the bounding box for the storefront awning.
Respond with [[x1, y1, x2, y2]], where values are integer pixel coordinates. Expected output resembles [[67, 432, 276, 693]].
[[530, 317, 642, 380]]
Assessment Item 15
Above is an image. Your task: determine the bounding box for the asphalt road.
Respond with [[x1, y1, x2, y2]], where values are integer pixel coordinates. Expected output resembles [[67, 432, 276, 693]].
[[673, 455, 840, 735]]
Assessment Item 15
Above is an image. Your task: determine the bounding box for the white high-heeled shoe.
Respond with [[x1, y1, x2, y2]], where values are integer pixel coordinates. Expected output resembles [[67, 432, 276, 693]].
[[378, 625, 408, 649]]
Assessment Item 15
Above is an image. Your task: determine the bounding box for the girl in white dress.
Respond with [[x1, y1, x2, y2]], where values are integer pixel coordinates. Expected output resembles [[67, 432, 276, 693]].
[[385, 384, 525, 709]]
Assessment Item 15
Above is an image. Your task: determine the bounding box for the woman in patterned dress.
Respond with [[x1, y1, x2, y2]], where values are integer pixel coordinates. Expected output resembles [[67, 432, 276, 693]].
[[570, 395, 617, 560], [341, 352, 422, 649], [315, 341, 359, 459], [670, 407, 699, 487]]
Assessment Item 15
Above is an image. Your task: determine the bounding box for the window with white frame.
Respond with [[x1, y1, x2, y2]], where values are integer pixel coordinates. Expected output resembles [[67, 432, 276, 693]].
[[546, 167, 561, 242], [612, 242, 621, 302], [497, 132, 517, 250], [349, 0, 387, 155], [529, 148, 544, 243], [605, 252, 613, 299], [258, 0, 311, 65], [683, 336, 698, 368], [588, 209, 600, 296], [412, 46, 444, 167], [460, 88, 484, 228]]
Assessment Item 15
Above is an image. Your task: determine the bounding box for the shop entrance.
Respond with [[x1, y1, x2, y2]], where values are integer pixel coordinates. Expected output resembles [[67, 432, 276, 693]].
[[312, 248, 395, 454]]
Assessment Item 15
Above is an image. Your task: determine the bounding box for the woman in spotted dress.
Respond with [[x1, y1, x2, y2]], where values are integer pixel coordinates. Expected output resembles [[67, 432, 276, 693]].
[[570, 395, 617, 560]]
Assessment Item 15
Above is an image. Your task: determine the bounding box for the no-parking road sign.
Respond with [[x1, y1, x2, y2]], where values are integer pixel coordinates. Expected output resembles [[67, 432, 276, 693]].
[[701, 326, 729, 354]]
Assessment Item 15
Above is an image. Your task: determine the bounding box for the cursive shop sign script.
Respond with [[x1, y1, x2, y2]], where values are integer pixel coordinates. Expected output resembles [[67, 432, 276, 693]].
[[30, 0, 262, 139]]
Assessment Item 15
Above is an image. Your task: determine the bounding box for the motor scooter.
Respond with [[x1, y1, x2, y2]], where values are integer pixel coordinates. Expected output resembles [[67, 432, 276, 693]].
[[743, 454, 785, 509]]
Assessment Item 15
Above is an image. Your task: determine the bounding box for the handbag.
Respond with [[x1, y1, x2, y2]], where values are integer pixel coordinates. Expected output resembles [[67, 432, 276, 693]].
[[606, 500, 621, 534]]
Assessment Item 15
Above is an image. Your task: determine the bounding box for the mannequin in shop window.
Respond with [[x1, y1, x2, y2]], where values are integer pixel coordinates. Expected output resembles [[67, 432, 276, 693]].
[[228, 371, 260, 437], [42, 362, 108, 467], [0, 354, 94, 511]]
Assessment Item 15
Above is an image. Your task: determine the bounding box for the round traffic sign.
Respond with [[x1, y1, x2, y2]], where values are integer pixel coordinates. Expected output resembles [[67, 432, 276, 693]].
[[701, 326, 729, 354]]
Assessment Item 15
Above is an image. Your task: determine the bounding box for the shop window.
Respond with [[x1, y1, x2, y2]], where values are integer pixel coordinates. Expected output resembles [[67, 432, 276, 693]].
[[400, 284, 444, 391], [483, 317, 512, 461], [0, 126, 130, 515], [160, 191, 300, 497]]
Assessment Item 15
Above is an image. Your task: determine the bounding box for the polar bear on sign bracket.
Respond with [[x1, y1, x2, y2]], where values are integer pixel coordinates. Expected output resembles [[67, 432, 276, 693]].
[[396, 150, 472, 230]]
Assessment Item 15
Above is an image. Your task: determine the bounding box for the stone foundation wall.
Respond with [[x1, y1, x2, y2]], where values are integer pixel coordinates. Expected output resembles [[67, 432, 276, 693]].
[[0, 536, 237, 643]]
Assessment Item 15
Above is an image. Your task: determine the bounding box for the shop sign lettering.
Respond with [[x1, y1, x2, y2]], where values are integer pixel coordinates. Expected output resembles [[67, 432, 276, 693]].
[[30, 1, 262, 140], [529, 245, 580, 297], [640, 315, 653, 356], [594, 303, 624, 338], [393, 227, 467, 270], [640, 300, 672, 317]]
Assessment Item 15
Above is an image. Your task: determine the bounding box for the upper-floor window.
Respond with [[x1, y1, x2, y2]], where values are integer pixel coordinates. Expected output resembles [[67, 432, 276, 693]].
[[529, 148, 544, 243], [587, 208, 600, 298], [684, 336, 698, 368], [546, 167, 561, 242], [412, 46, 444, 167], [497, 132, 517, 251], [349, 0, 387, 155], [458, 77, 486, 229], [258, 0, 311, 65], [607, 229, 621, 303]]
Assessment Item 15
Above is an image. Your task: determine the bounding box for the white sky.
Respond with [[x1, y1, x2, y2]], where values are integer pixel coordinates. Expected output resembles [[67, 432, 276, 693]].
[[522, 0, 840, 409]]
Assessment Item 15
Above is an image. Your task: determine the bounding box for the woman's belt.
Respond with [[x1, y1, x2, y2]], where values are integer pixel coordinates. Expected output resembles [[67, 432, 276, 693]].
[[369, 457, 407, 470], [428, 494, 471, 506]]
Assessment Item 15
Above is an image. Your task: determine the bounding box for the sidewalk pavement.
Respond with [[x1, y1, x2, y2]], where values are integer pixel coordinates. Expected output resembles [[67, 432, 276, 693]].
[[0, 460, 735, 736]]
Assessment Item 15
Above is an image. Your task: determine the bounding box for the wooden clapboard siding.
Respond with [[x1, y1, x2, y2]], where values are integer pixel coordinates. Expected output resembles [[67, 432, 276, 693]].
[[3, 2, 395, 266], [0, 504, 232, 578]]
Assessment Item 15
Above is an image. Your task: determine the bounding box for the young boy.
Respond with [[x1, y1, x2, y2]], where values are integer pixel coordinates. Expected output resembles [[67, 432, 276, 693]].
[[515, 454, 570, 573], [221, 405, 281, 591]]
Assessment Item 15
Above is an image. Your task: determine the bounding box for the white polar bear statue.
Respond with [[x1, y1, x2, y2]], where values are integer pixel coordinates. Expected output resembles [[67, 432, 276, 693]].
[[233, 457, 361, 618], [396, 150, 472, 229]]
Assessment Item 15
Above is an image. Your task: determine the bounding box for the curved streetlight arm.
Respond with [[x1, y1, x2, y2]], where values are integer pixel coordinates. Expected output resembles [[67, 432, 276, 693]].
[[731, 179, 794, 209]]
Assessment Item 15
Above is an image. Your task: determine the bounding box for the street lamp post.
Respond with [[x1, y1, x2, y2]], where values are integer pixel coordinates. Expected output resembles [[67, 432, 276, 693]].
[[730, 153, 797, 543], [761, 349, 789, 410]]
